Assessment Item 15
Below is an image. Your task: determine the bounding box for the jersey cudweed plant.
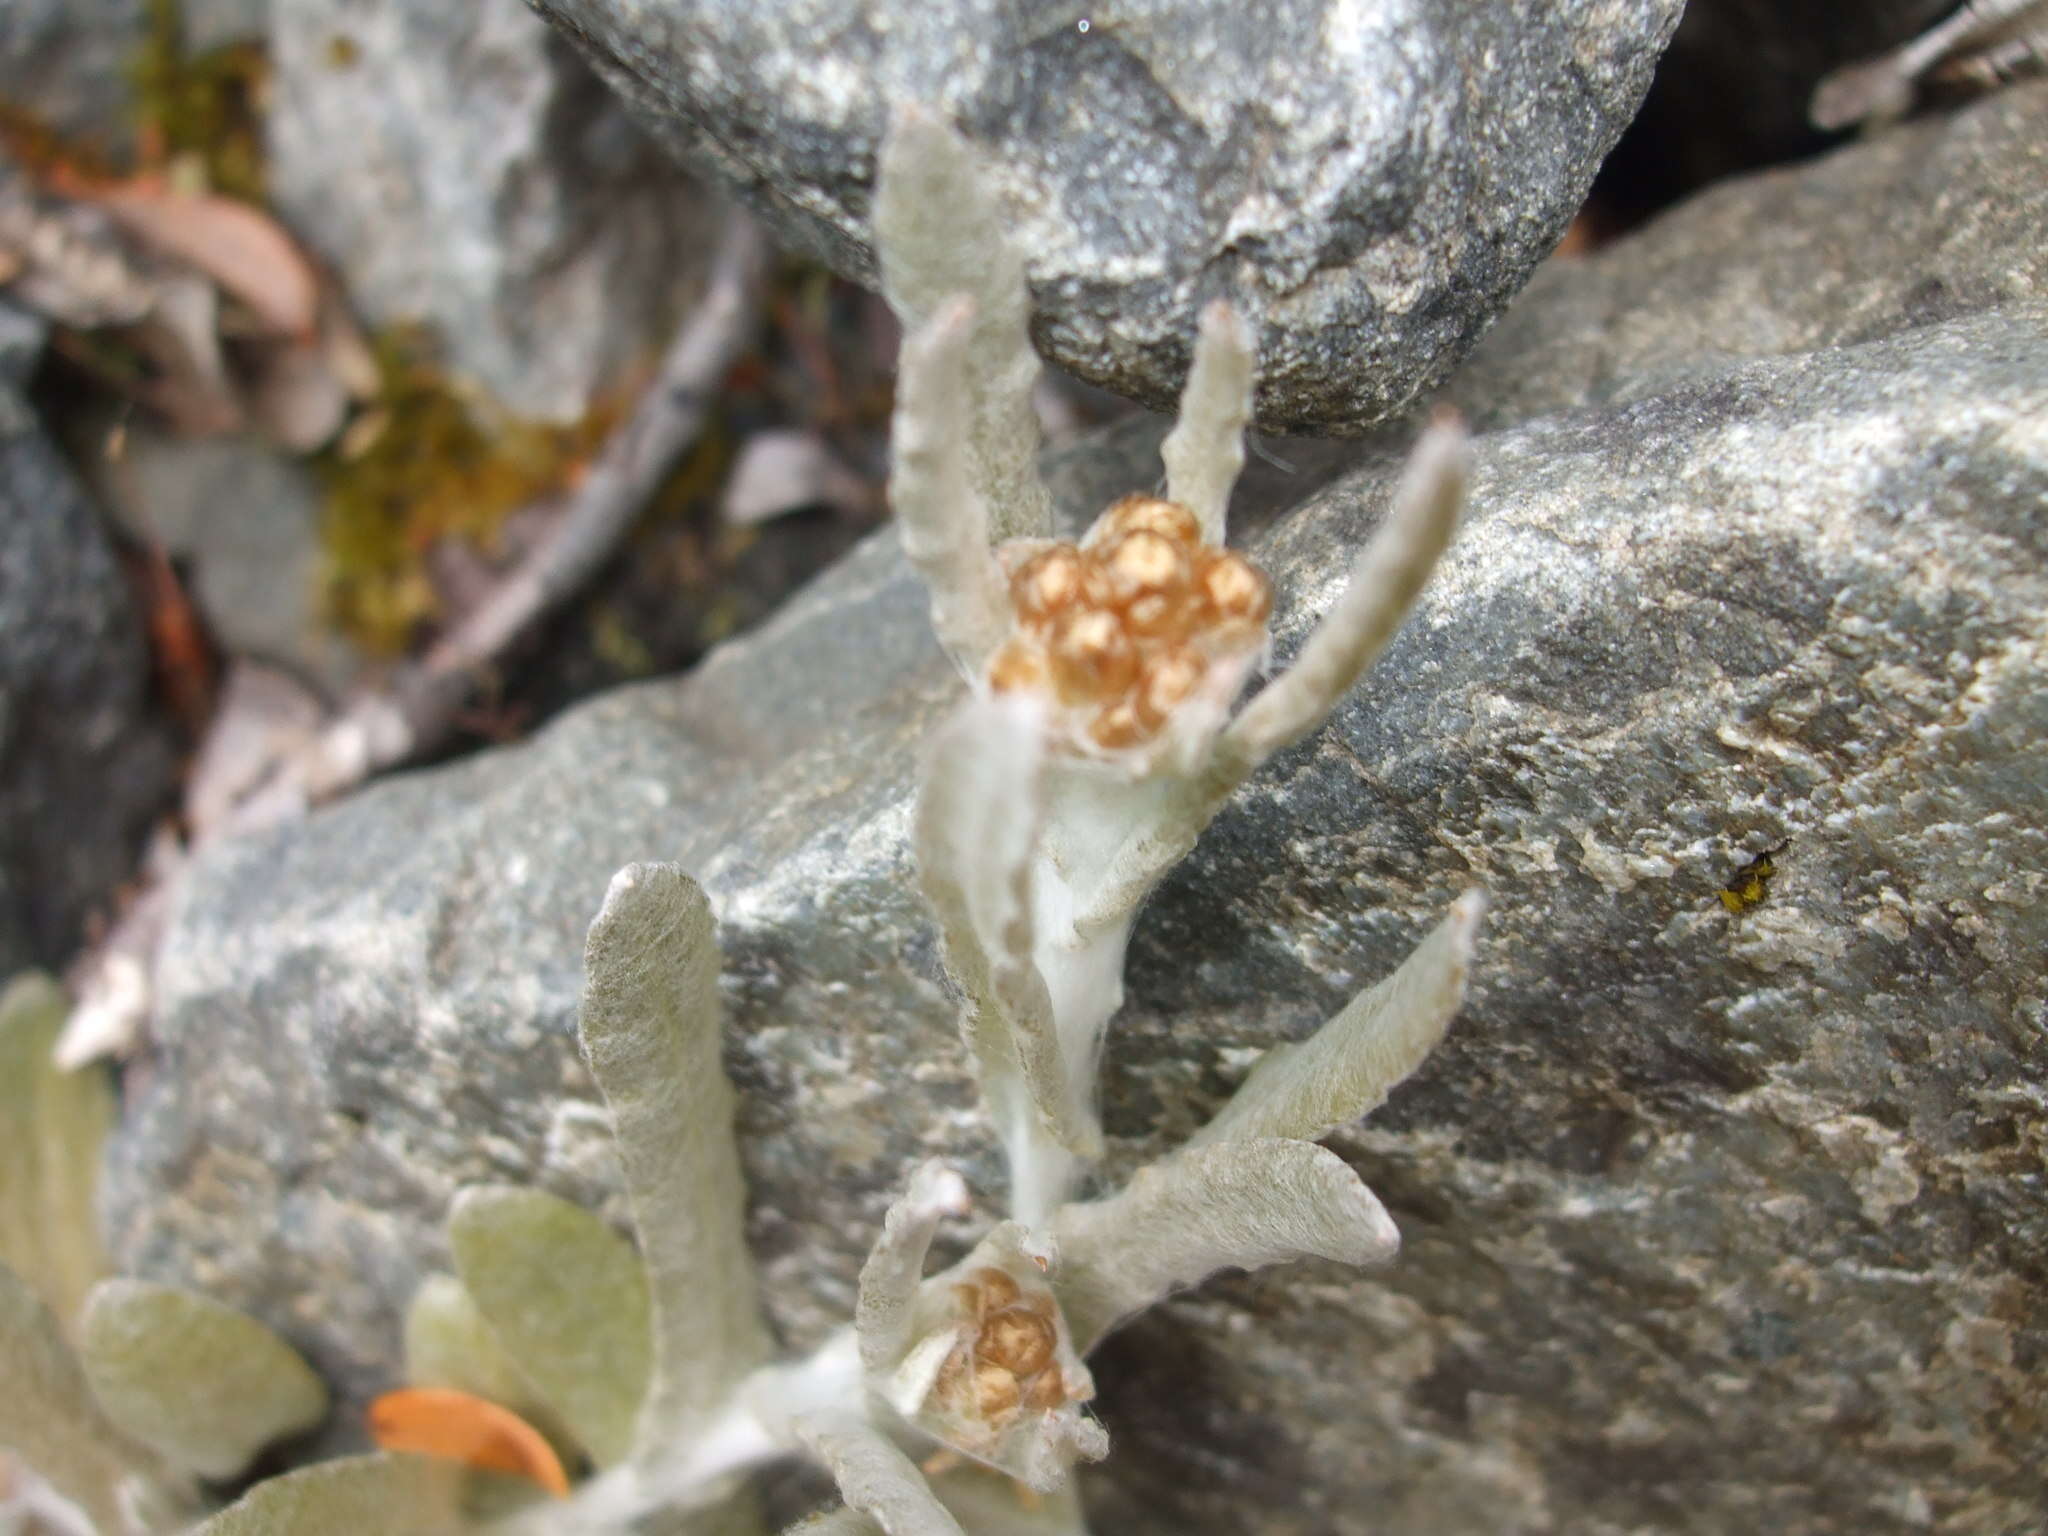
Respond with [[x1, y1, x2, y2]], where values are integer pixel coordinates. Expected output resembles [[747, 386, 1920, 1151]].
[[0, 107, 1484, 1536]]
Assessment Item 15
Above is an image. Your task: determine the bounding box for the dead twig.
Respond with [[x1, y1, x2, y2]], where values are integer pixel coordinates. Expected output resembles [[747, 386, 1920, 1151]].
[[298, 210, 769, 801]]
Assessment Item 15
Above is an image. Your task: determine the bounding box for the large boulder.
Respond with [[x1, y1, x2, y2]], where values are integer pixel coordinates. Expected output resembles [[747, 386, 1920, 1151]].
[[106, 90, 2048, 1532], [0, 305, 177, 976], [528, 0, 1683, 433], [1453, 70, 2048, 426], [267, 0, 712, 422]]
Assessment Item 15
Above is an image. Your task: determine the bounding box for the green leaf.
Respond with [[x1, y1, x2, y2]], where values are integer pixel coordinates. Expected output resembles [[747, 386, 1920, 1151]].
[[1189, 893, 1484, 1149], [0, 972, 112, 1332], [1050, 1139, 1400, 1352], [403, 1273, 547, 1422], [187, 1453, 468, 1535], [447, 1186, 652, 1469], [578, 864, 770, 1457], [78, 1279, 328, 1481], [0, 1261, 148, 1534]]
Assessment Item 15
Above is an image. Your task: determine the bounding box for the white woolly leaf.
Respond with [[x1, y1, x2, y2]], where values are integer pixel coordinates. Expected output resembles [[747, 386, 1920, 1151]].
[[578, 863, 771, 1457], [0, 1262, 147, 1534], [1160, 300, 1254, 545], [0, 972, 112, 1334], [934, 1464, 1092, 1536], [786, 1469, 1089, 1536], [448, 1185, 653, 1469], [78, 1278, 327, 1481], [796, 1416, 966, 1536], [783, 1510, 887, 1536], [1220, 412, 1469, 773], [916, 698, 1099, 1158], [856, 1162, 969, 1374], [889, 297, 1010, 671], [1191, 893, 1484, 1149], [1050, 1139, 1400, 1351], [874, 104, 1051, 542], [187, 1453, 468, 1535]]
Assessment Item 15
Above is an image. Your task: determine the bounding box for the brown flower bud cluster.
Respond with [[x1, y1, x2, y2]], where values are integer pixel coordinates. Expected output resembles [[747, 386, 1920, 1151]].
[[987, 494, 1273, 754], [931, 1266, 1085, 1446]]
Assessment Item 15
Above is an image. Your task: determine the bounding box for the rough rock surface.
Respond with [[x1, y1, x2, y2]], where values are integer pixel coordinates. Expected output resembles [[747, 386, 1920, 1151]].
[[1455, 75, 2048, 427], [0, 0, 147, 152], [107, 92, 2048, 1532], [529, 0, 1682, 434], [267, 0, 711, 422], [1596, 0, 1958, 216], [0, 307, 175, 975]]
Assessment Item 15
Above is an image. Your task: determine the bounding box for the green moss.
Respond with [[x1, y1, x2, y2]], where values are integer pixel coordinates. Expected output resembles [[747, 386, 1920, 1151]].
[[128, 0, 268, 201], [314, 327, 619, 656]]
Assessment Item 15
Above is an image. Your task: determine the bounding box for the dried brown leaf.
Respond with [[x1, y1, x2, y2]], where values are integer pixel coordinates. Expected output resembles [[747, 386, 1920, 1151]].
[[89, 181, 319, 337]]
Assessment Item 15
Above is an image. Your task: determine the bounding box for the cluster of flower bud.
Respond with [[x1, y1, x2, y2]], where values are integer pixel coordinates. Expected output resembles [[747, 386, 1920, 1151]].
[[985, 494, 1273, 756], [928, 1265, 1089, 1455]]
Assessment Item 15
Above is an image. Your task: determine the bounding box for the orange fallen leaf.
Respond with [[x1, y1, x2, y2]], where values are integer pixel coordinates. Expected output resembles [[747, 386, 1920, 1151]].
[[82, 178, 320, 338], [367, 1387, 570, 1498]]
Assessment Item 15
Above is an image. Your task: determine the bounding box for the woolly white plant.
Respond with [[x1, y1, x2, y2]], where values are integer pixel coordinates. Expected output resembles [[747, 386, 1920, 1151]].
[[467, 108, 1480, 1536], [878, 105, 1474, 1227], [0, 107, 1489, 1536]]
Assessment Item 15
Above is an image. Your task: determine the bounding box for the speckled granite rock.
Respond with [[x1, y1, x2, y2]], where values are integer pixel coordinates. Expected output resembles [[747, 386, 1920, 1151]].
[[267, 0, 710, 421], [529, 0, 1682, 433], [0, 320, 176, 975], [106, 98, 2048, 1533]]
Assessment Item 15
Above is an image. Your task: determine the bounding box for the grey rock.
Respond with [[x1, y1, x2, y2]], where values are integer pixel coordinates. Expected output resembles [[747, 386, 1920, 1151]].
[[266, 0, 712, 422], [0, 300, 47, 383], [1455, 78, 2048, 429], [88, 426, 362, 697], [1598, 0, 1958, 213], [107, 91, 2048, 1532], [0, 382, 176, 977], [529, 0, 1683, 434], [0, 0, 147, 152]]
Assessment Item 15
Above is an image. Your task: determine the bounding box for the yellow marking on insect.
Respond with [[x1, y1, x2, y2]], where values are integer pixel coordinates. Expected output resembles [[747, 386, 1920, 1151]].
[[1719, 845, 1787, 913]]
